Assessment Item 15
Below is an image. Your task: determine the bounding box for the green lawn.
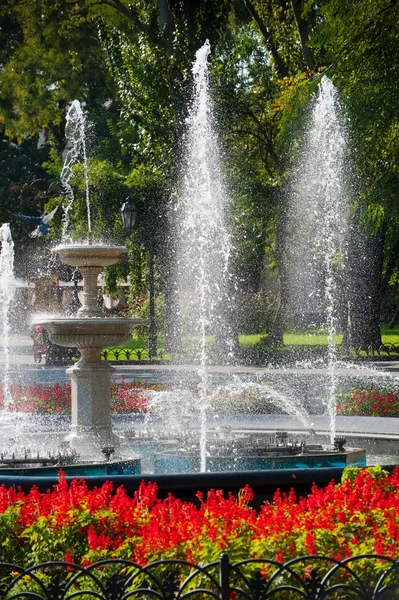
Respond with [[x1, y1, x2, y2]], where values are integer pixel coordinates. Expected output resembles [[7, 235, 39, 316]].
[[380, 324, 399, 345], [240, 325, 399, 348], [104, 325, 399, 360]]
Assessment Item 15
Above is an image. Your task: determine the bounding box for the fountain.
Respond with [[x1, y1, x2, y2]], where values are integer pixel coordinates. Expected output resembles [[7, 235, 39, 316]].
[[0, 48, 376, 484], [29, 98, 139, 461], [112, 47, 366, 474], [61, 100, 92, 241], [0, 99, 139, 468], [285, 76, 352, 445], [36, 245, 142, 460], [175, 39, 233, 472]]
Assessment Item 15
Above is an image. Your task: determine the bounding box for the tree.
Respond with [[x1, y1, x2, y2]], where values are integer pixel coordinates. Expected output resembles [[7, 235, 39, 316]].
[[4, 0, 399, 355], [307, 0, 399, 347], [240, 0, 399, 348]]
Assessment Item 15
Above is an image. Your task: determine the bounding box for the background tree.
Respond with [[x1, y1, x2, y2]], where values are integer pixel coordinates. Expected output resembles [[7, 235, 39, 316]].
[[306, 0, 399, 347], [2, 0, 399, 353]]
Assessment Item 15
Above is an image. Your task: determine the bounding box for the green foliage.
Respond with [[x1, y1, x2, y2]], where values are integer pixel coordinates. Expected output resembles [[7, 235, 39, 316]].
[[249, 0, 303, 74], [0, 506, 26, 564], [336, 386, 399, 417], [210, 24, 284, 292], [307, 0, 399, 234], [0, 0, 114, 141], [342, 465, 388, 484], [272, 72, 318, 164], [2, 0, 399, 348], [63, 159, 128, 240]]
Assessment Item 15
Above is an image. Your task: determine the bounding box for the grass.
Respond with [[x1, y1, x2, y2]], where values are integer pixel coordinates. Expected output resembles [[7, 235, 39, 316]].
[[103, 325, 399, 361], [240, 325, 399, 348], [380, 324, 399, 345]]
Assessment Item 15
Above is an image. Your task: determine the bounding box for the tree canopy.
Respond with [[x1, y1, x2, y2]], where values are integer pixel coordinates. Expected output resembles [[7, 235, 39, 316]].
[[1, 0, 399, 348]]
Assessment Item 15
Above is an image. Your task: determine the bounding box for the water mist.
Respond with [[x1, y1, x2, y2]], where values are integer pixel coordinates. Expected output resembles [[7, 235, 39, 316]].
[[0, 224, 15, 410], [175, 40, 232, 471], [286, 76, 352, 444]]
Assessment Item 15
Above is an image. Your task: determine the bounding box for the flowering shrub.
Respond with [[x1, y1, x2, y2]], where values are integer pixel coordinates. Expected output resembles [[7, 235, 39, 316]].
[[0, 381, 71, 414], [0, 377, 152, 414], [336, 387, 399, 417], [110, 377, 152, 413], [0, 466, 398, 573]]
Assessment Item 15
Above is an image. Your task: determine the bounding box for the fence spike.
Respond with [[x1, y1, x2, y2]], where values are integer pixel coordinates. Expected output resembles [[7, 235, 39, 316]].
[[219, 553, 230, 600]]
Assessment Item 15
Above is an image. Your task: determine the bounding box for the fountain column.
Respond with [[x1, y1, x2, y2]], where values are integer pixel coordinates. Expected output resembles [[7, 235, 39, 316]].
[[66, 344, 117, 457], [78, 266, 103, 317]]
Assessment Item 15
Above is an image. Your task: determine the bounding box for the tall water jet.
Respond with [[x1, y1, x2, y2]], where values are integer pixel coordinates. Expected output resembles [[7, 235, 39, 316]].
[[0, 224, 15, 410], [286, 76, 352, 444], [176, 40, 232, 471], [61, 100, 92, 241]]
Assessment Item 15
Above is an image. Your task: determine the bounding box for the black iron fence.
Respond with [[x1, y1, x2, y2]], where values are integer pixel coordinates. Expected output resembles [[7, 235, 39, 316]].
[[101, 347, 168, 362], [2, 553, 399, 599], [99, 343, 399, 363], [350, 343, 399, 358]]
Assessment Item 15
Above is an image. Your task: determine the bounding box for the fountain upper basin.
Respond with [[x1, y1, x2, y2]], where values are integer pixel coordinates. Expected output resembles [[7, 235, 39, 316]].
[[53, 244, 128, 267]]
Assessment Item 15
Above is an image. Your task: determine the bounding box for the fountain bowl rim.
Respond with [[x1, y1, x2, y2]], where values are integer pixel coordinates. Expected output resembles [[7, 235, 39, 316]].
[[53, 243, 128, 253], [35, 317, 144, 325]]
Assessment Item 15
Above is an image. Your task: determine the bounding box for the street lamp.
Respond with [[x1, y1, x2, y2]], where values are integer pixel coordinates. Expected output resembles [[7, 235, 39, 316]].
[[120, 199, 157, 358], [120, 200, 137, 231]]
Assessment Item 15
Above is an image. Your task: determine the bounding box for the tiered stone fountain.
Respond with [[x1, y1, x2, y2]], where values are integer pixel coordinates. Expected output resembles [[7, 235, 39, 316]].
[[37, 243, 142, 459]]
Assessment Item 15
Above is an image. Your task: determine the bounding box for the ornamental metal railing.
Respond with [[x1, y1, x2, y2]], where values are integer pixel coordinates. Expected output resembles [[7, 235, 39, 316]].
[[349, 343, 399, 358], [101, 347, 168, 361], [99, 344, 399, 362], [1, 553, 399, 599]]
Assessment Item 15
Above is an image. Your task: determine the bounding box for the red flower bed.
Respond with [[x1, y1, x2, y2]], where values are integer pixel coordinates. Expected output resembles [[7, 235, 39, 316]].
[[110, 377, 150, 413], [0, 466, 398, 570], [0, 377, 152, 414], [337, 387, 399, 417]]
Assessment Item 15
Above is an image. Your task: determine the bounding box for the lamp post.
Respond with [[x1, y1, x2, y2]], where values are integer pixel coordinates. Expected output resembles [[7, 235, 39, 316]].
[[120, 199, 157, 358]]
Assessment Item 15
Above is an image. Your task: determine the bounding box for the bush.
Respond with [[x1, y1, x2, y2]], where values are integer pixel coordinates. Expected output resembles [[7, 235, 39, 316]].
[[0, 378, 153, 414], [336, 387, 399, 417]]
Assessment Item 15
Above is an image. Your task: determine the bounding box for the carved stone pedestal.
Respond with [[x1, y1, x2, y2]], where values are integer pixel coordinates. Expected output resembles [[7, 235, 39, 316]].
[[65, 357, 118, 459]]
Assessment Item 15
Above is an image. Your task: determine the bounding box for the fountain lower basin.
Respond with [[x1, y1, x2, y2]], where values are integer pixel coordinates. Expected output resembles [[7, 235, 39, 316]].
[[151, 438, 366, 473], [0, 458, 141, 477], [36, 318, 142, 355]]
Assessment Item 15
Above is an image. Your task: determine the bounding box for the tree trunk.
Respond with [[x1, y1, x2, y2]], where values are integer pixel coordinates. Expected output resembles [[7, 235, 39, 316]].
[[342, 223, 385, 350], [388, 299, 399, 328], [268, 196, 289, 345], [163, 198, 182, 356], [290, 0, 316, 71], [164, 276, 181, 355], [214, 274, 240, 359], [242, 0, 289, 78]]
